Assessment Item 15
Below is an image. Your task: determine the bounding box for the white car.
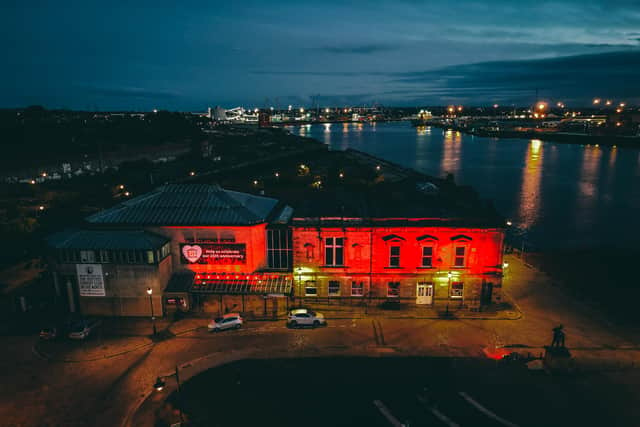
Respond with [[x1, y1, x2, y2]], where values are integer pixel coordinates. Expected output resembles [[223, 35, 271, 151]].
[[208, 313, 243, 332], [287, 309, 326, 328], [68, 319, 102, 340]]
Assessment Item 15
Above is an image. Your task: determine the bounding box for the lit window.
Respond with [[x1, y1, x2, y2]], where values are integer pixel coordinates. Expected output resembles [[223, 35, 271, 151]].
[[454, 246, 466, 267], [146, 251, 154, 264], [305, 280, 317, 296], [325, 237, 344, 266], [421, 246, 433, 267], [451, 282, 464, 299], [387, 281, 400, 297], [389, 246, 401, 267], [351, 281, 364, 296], [328, 281, 340, 296]]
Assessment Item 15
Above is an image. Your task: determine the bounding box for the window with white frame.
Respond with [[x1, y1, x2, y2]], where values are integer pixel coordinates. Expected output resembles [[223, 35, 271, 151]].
[[305, 280, 317, 296], [80, 250, 95, 263], [328, 280, 341, 296], [421, 246, 433, 267], [267, 228, 293, 270], [450, 281, 464, 298], [325, 237, 344, 266], [387, 281, 400, 297], [351, 281, 364, 296], [453, 246, 466, 267], [389, 246, 401, 267], [98, 250, 110, 263]]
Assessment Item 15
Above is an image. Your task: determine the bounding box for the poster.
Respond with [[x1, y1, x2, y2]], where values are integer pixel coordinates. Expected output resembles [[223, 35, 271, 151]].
[[76, 264, 105, 296], [180, 243, 246, 265]]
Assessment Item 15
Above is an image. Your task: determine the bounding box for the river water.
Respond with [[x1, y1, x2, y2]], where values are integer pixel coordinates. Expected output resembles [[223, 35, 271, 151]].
[[287, 121, 640, 250]]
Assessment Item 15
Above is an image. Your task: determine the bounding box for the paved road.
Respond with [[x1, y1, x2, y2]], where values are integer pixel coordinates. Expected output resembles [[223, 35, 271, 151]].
[[2, 255, 640, 427]]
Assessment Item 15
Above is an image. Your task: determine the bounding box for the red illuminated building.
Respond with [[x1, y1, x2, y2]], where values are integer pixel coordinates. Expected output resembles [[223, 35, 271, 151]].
[[47, 181, 505, 317]]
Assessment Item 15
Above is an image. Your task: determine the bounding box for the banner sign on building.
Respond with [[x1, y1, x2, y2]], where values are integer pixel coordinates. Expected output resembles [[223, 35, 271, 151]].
[[76, 264, 106, 297], [180, 243, 246, 264]]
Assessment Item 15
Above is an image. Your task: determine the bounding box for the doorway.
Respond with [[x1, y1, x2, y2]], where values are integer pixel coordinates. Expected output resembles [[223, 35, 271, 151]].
[[416, 282, 433, 305]]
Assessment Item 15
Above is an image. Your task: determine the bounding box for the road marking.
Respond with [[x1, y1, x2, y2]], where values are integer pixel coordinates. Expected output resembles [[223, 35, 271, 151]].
[[417, 394, 460, 427], [459, 392, 520, 427], [373, 400, 405, 427]]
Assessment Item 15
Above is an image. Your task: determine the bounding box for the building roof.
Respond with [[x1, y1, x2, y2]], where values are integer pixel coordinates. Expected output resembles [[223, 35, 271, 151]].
[[86, 184, 284, 226], [47, 229, 169, 250]]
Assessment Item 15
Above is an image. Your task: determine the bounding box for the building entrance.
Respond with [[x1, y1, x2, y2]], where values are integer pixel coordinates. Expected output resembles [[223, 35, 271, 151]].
[[416, 282, 433, 305]]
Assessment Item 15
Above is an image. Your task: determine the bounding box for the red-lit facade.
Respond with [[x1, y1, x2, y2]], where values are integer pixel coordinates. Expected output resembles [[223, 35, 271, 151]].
[[47, 184, 505, 317], [292, 220, 504, 309]]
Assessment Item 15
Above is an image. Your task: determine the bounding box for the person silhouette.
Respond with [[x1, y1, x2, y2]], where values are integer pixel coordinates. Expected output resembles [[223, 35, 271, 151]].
[[551, 324, 565, 348]]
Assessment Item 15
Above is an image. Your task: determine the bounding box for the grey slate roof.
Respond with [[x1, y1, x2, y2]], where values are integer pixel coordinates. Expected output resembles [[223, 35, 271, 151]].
[[86, 184, 281, 226], [47, 229, 169, 250]]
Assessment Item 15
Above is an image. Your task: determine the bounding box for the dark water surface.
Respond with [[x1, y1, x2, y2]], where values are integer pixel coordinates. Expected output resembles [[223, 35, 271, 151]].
[[287, 121, 640, 249]]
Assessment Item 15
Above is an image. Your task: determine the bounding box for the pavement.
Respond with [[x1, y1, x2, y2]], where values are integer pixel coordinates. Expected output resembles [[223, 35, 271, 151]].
[[3, 254, 640, 427]]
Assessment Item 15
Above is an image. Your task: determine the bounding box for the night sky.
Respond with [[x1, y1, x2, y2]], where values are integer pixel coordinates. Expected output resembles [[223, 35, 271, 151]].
[[2, 1, 640, 110]]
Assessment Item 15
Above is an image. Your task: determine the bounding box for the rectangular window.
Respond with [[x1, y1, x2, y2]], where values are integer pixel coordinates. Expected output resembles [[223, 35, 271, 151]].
[[389, 246, 401, 267], [451, 282, 464, 299], [80, 250, 95, 263], [146, 251, 155, 264], [98, 250, 110, 263], [304, 280, 317, 296], [325, 237, 344, 266], [267, 228, 293, 270], [387, 281, 400, 297], [328, 280, 340, 296], [421, 246, 433, 267], [351, 281, 364, 297], [454, 246, 466, 267]]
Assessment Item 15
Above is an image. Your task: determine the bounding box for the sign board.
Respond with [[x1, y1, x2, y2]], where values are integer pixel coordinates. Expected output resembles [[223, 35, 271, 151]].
[[76, 264, 105, 297], [180, 243, 246, 265]]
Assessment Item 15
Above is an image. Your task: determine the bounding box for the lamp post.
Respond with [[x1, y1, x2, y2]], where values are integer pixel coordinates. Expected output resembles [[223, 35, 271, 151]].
[[446, 272, 452, 317], [153, 365, 184, 423], [147, 287, 157, 336]]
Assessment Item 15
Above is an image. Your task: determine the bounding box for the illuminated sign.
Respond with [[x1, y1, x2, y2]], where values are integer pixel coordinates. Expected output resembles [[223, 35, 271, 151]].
[[180, 243, 246, 264], [76, 264, 105, 297]]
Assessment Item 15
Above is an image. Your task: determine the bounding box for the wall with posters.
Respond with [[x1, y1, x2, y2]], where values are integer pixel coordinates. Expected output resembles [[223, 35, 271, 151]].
[[52, 256, 172, 317], [76, 264, 105, 296]]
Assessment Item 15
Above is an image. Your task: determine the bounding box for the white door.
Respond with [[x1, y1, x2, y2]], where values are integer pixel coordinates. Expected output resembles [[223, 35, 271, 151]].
[[416, 283, 433, 305]]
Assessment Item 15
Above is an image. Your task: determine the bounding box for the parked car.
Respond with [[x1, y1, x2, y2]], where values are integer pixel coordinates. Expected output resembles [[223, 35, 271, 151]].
[[208, 313, 243, 332], [39, 327, 58, 340], [287, 308, 326, 328], [39, 319, 74, 340], [68, 319, 102, 340]]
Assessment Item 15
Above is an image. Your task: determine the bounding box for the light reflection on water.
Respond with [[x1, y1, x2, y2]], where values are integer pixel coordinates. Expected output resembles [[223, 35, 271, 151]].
[[518, 139, 543, 229], [287, 122, 640, 249]]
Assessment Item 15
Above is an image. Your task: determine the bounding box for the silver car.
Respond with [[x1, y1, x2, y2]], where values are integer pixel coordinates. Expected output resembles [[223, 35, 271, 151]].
[[287, 309, 326, 328], [68, 319, 102, 340], [208, 313, 244, 332]]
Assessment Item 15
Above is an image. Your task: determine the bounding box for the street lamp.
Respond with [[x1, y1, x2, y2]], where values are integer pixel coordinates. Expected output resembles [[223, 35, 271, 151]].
[[153, 366, 184, 423], [446, 272, 453, 317], [147, 287, 157, 336]]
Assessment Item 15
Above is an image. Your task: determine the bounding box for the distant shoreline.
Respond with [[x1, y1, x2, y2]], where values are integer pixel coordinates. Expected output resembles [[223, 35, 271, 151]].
[[424, 122, 640, 147]]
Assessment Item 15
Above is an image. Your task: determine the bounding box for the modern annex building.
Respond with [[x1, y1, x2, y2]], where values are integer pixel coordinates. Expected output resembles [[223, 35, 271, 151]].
[[47, 182, 505, 317]]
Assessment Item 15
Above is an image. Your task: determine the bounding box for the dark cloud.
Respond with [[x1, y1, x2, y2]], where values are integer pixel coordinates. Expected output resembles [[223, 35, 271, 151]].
[[391, 51, 640, 104]]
